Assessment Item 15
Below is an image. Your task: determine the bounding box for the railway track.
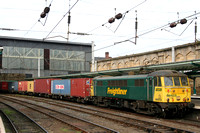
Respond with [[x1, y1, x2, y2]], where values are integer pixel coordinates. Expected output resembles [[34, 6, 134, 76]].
[[0, 101, 47, 133], [0, 95, 118, 133], [3, 94, 200, 133]]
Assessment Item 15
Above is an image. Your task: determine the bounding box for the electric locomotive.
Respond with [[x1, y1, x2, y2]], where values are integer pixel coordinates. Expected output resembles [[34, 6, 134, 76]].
[[91, 70, 194, 117]]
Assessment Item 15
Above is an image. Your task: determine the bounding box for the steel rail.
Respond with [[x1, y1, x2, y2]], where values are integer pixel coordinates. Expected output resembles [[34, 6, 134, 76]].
[[0, 101, 48, 133], [1, 96, 118, 133], [0, 109, 18, 133], [5, 95, 195, 133]]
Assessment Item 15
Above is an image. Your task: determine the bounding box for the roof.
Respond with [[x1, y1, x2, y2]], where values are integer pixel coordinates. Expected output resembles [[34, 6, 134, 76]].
[[93, 74, 148, 80], [148, 70, 187, 77], [0, 35, 91, 46], [27, 59, 200, 80]]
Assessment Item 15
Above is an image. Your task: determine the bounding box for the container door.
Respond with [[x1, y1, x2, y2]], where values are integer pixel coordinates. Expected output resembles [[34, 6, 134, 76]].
[[85, 78, 91, 97]]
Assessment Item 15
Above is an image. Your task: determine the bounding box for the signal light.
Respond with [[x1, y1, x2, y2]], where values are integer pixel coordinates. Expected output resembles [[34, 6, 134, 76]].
[[180, 18, 187, 24], [108, 17, 115, 23], [115, 13, 123, 19], [170, 22, 177, 28]]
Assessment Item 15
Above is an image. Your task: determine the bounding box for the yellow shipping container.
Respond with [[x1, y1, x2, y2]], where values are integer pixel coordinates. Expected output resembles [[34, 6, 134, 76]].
[[27, 81, 34, 93]]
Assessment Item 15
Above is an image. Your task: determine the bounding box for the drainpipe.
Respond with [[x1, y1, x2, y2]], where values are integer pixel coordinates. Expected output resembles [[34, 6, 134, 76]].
[[172, 46, 175, 62], [193, 77, 197, 95], [38, 49, 40, 77], [91, 41, 95, 72]]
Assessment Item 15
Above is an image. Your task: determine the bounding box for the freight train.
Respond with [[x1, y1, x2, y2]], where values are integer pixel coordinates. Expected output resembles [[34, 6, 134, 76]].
[[0, 70, 195, 117]]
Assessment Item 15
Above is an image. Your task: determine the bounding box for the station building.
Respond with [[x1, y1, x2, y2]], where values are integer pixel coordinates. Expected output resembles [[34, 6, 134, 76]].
[[0, 36, 92, 78]]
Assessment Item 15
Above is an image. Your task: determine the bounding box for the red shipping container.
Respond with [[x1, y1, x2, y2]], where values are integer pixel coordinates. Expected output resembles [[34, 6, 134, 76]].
[[0, 82, 8, 91], [34, 79, 58, 94], [18, 81, 28, 92], [71, 78, 92, 98]]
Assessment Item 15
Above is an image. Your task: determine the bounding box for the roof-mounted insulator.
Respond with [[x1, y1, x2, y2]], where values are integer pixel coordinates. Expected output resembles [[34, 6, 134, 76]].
[[115, 13, 123, 19], [180, 18, 187, 24], [170, 22, 177, 28], [108, 17, 115, 23]]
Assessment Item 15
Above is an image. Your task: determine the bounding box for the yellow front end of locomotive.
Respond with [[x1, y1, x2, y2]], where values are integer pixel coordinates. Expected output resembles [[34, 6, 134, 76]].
[[153, 76, 192, 103]]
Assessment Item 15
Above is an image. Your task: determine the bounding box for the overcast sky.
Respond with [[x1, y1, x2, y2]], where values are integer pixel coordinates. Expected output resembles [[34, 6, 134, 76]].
[[0, 0, 200, 57]]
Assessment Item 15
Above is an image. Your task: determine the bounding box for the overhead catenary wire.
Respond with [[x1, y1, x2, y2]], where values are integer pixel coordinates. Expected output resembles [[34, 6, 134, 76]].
[[71, 0, 147, 42], [69, 11, 200, 59], [114, 12, 200, 45], [43, 0, 80, 40], [80, 11, 200, 58], [102, 0, 147, 33], [24, 0, 55, 36]]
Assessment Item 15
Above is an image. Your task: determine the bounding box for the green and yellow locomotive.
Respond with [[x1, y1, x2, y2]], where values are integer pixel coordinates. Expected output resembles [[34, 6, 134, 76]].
[[91, 70, 194, 117]]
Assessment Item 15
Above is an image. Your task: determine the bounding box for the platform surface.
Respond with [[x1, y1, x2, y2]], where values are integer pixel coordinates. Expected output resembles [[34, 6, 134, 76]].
[[0, 117, 5, 133], [191, 95, 200, 109]]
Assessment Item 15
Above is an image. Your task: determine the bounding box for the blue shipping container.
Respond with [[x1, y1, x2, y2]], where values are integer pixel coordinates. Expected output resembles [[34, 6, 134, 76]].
[[8, 82, 14, 92], [51, 79, 71, 96], [14, 82, 18, 92], [8, 82, 18, 92]]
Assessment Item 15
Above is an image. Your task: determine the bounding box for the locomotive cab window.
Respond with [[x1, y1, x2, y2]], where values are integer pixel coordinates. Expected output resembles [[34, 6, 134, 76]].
[[174, 77, 180, 86], [164, 77, 173, 86], [181, 77, 189, 86], [154, 77, 162, 86]]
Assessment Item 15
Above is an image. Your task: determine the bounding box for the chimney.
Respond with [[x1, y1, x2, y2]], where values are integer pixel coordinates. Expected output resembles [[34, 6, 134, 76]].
[[105, 52, 109, 59]]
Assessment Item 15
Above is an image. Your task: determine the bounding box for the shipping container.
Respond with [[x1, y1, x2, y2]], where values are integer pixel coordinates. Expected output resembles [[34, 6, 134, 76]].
[[0, 82, 8, 91], [51, 79, 70, 96], [27, 81, 34, 93], [34, 79, 58, 95], [18, 81, 28, 92], [8, 81, 15, 92], [71, 78, 92, 98], [13, 81, 18, 92]]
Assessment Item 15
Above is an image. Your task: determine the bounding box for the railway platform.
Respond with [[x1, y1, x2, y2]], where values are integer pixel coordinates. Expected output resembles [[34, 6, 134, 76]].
[[191, 94, 200, 109], [184, 95, 200, 121], [0, 117, 5, 133]]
